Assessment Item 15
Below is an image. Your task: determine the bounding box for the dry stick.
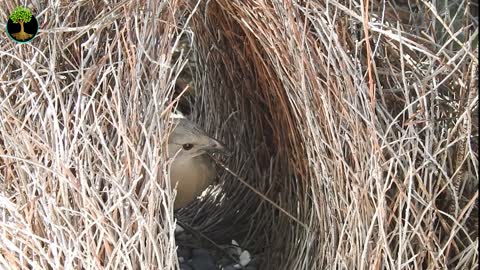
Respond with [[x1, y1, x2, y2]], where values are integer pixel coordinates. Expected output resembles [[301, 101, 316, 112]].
[[160, 84, 190, 117], [211, 156, 309, 230]]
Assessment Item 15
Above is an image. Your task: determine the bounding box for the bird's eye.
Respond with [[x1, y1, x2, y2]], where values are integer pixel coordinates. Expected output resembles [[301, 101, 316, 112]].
[[182, 143, 193, 150]]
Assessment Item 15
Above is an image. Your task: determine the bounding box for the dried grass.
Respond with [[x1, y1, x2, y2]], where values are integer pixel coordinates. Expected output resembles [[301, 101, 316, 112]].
[[0, 0, 478, 269], [0, 0, 187, 268]]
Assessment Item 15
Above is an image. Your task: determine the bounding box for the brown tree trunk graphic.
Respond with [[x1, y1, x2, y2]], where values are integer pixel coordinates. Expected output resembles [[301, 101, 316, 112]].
[[12, 20, 32, 41]]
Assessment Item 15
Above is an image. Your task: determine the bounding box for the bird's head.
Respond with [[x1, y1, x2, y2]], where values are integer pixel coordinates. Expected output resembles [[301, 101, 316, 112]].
[[167, 118, 227, 160]]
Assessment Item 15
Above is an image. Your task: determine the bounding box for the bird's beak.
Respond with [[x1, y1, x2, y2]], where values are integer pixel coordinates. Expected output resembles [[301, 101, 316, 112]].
[[206, 139, 231, 156]]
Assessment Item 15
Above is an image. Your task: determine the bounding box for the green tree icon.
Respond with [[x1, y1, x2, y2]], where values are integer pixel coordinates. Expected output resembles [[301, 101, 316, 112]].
[[9, 7, 33, 41]]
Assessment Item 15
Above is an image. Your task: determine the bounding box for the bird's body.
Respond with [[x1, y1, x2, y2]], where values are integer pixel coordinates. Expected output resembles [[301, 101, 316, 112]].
[[170, 154, 215, 209], [168, 118, 225, 209]]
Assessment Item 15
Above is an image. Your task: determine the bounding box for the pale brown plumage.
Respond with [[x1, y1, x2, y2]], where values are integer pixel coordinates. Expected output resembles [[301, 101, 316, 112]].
[[168, 118, 226, 209]]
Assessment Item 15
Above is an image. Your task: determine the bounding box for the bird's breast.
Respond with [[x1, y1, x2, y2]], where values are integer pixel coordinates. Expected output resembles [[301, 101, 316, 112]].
[[170, 154, 216, 209]]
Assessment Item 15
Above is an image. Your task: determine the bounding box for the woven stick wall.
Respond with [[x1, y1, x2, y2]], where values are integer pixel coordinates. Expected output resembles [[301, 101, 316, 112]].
[[0, 0, 186, 268], [182, 0, 479, 269]]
